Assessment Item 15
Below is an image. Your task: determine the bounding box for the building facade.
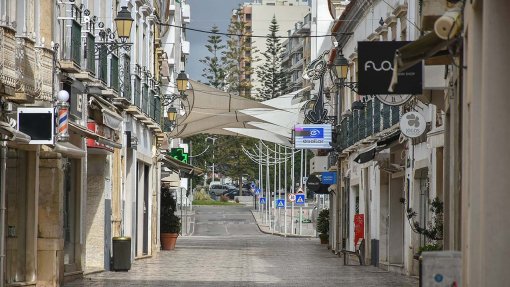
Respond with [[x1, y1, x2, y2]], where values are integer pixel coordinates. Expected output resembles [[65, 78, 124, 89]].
[[0, 0, 188, 285]]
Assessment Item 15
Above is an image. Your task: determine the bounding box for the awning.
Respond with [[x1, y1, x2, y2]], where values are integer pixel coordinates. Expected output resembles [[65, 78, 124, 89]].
[[69, 122, 98, 138], [162, 173, 181, 187], [160, 154, 204, 176], [223, 128, 292, 147], [0, 121, 31, 144], [169, 111, 264, 138], [377, 131, 401, 147], [89, 96, 123, 131], [69, 122, 122, 149], [177, 80, 272, 126], [162, 173, 180, 183], [353, 147, 376, 164], [96, 137, 122, 149], [389, 32, 451, 92], [54, 142, 86, 158], [261, 86, 310, 110]]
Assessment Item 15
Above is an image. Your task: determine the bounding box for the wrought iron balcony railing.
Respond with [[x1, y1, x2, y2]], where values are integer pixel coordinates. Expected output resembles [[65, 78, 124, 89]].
[[142, 83, 148, 113], [133, 75, 141, 107], [153, 95, 161, 123], [110, 54, 119, 92], [336, 98, 403, 152], [98, 46, 108, 84], [85, 32, 96, 74], [121, 55, 131, 100]]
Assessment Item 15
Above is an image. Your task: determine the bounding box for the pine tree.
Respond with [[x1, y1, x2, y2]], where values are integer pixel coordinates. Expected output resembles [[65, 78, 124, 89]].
[[256, 16, 289, 101], [199, 25, 226, 89], [224, 7, 255, 99]]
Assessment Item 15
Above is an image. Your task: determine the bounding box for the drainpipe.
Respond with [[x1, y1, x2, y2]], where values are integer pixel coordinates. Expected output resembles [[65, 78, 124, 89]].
[[0, 138, 7, 287]]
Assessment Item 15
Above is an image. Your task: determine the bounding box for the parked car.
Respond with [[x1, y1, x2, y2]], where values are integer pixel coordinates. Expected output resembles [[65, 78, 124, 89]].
[[209, 184, 229, 196], [222, 188, 240, 199]]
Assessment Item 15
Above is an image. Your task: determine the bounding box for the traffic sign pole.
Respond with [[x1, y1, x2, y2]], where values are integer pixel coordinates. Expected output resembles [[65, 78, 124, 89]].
[[291, 201, 294, 234], [284, 146, 288, 237], [299, 206, 303, 235]]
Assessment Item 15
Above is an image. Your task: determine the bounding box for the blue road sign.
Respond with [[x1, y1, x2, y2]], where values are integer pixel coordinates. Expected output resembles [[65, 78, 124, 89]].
[[259, 197, 266, 204], [295, 194, 305, 205], [276, 199, 285, 208], [250, 182, 256, 189], [255, 188, 261, 194], [321, 172, 337, 184]]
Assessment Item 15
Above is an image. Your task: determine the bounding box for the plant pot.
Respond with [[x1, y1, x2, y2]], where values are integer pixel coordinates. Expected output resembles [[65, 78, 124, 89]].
[[161, 232, 179, 250], [319, 234, 329, 244]]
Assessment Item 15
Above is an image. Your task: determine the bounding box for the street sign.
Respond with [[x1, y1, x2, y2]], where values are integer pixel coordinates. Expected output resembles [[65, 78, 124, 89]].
[[288, 193, 296, 202], [297, 187, 304, 194], [250, 182, 255, 189], [255, 188, 261, 195], [295, 194, 305, 205], [321, 172, 337, 184], [302, 177, 308, 184], [259, 197, 266, 204], [276, 199, 285, 208]]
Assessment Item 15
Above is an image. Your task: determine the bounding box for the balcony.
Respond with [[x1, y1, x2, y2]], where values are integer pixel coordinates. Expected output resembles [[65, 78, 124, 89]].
[[142, 83, 149, 114], [133, 75, 141, 107], [121, 55, 131, 101], [110, 54, 119, 92], [152, 94, 161, 123], [337, 98, 402, 153], [0, 26, 53, 103], [60, 20, 82, 73]]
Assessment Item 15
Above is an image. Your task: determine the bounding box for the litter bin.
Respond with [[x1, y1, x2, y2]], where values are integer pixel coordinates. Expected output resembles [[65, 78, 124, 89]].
[[112, 237, 131, 271]]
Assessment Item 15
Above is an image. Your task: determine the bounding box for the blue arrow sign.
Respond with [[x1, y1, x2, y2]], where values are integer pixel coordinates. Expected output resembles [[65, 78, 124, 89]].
[[276, 199, 285, 208], [295, 194, 305, 205], [259, 197, 266, 204]]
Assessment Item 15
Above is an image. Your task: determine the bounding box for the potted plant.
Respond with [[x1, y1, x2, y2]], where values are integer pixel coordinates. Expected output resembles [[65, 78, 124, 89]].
[[160, 186, 181, 250], [317, 209, 330, 244]]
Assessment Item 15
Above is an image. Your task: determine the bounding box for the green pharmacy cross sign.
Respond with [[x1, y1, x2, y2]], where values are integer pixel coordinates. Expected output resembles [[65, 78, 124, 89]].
[[169, 148, 188, 164]]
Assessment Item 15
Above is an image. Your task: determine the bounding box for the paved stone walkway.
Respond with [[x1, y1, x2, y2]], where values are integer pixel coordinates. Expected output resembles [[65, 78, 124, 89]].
[[65, 206, 418, 287]]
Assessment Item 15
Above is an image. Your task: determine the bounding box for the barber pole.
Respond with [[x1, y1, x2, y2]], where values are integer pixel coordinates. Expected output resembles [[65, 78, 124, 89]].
[[56, 90, 70, 141], [57, 104, 69, 141]]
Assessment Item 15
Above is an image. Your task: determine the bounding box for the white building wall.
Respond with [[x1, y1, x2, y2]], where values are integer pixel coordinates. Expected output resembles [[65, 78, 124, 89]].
[[311, 0, 334, 60]]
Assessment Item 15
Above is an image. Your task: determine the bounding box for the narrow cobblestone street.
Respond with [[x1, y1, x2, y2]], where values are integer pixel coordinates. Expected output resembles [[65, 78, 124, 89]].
[[65, 205, 418, 287]]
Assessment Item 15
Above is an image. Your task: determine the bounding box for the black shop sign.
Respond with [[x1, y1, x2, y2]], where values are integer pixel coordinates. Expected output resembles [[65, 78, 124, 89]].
[[357, 41, 422, 95]]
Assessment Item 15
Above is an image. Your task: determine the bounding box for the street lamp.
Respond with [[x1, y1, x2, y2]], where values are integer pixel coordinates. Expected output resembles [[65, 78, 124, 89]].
[[176, 71, 189, 96], [114, 5, 134, 43], [161, 71, 191, 132], [167, 107, 178, 124], [333, 50, 349, 81], [95, 5, 134, 55]]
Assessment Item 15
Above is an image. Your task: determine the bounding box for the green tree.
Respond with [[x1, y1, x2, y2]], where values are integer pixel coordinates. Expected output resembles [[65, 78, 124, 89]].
[[256, 16, 289, 101], [199, 25, 226, 89], [185, 134, 258, 193], [225, 7, 255, 99]]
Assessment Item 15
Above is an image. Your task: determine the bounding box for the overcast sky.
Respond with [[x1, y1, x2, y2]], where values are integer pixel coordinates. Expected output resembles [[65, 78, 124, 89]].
[[187, 0, 245, 82]]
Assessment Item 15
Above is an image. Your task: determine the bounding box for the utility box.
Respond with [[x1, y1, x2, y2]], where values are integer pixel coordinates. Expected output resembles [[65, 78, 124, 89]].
[[112, 237, 132, 271], [421, 251, 461, 287]]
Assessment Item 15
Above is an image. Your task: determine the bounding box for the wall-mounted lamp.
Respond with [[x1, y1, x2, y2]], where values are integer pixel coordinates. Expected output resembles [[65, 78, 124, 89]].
[[95, 5, 134, 55], [167, 106, 178, 125], [176, 70, 189, 96], [333, 50, 349, 81]]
